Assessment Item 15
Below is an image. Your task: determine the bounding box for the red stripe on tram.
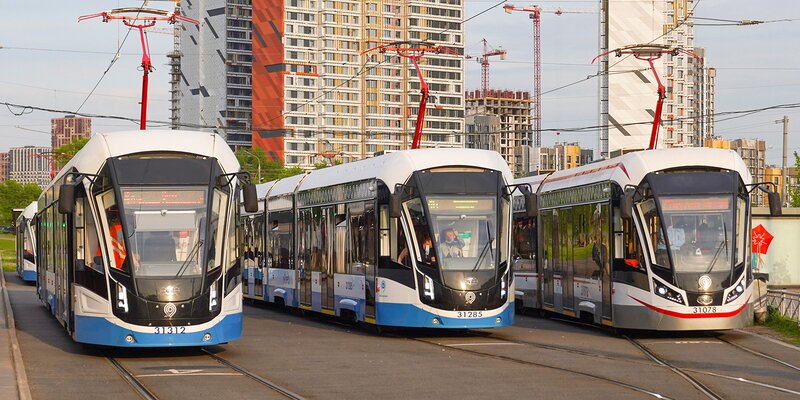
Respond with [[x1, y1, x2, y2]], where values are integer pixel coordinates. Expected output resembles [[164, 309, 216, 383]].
[[628, 295, 751, 319]]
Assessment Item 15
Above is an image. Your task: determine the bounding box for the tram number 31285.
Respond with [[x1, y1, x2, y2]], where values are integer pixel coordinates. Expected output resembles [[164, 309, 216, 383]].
[[154, 326, 187, 334], [456, 311, 484, 318]]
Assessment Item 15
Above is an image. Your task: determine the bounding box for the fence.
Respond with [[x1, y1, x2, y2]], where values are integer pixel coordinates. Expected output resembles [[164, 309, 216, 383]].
[[765, 290, 800, 325]]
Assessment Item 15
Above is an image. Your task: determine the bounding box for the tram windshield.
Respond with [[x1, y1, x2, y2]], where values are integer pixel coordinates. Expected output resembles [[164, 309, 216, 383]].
[[119, 187, 209, 277], [406, 196, 500, 272], [639, 195, 739, 273]]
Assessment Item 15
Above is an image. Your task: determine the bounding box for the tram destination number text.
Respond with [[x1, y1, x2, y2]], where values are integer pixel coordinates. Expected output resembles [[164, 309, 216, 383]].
[[456, 311, 483, 318], [154, 326, 187, 334], [692, 306, 717, 314]]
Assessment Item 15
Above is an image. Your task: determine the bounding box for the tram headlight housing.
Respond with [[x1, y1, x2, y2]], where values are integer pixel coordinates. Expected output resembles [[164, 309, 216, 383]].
[[652, 279, 684, 305], [725, 278, 745, 304], [423, 275, 435, 300], [116, 282, 129, 313], [209, 280, 219, 311], [501, 274, 507, 298]]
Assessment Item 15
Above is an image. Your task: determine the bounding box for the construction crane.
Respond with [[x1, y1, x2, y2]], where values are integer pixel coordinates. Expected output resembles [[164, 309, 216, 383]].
[[503, 4, 597, 148], [477, 39, 507, 97]]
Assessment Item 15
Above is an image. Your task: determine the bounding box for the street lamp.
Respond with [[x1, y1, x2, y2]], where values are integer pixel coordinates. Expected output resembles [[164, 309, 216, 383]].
[[238, 149, 261, 183]]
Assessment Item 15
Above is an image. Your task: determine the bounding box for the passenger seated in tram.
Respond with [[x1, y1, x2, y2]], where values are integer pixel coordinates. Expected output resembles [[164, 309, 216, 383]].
[[440, 228, 465, 258], [420, 234, 436, 264]]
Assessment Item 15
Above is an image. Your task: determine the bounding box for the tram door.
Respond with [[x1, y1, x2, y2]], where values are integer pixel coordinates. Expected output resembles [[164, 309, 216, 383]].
[[56, 204, 71, 330], [322, 206, 334, 311], [541, 210, 555, 308], [298, 209, 312, 307], [364, 203, 376, 319], [601, 203, 612, 320]]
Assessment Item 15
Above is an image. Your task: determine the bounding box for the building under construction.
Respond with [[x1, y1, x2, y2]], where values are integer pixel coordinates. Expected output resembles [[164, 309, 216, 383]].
[[465, 90, 533, 175]]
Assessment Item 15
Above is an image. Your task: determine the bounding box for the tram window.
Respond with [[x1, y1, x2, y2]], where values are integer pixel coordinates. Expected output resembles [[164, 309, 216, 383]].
[[512, 216, 536, 271], [226, 197, 239, 271], [622, 213, 644, 268], [735, 197, 746, 265], [572, 205, 593, 278], [207, 189, 229, 271], [334, 208, 347, 274], [638, 199, 667, 267], [310, 207, 328, 273], [269, 210, 293, 269], [395, 218, 412, 268], [95, 190, 129, 272], [404, 198, 437, 267]]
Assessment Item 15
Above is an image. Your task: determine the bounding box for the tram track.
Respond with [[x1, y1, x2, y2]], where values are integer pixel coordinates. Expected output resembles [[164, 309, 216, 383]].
[[540, 314, 800, 397], [105, 348, 305, 400], [624, 336, 723, 400], [405, 335, 676, 399], [201, 349, 306, 400], [106, 355, 160, 400]]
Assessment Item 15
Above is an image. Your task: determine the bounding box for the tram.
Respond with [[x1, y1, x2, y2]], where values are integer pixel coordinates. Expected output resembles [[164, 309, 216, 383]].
[[512, 148, 780, 330], [241, 148, 525, 328], [15, 201, 38, 282], [35, 130, 257, 346]]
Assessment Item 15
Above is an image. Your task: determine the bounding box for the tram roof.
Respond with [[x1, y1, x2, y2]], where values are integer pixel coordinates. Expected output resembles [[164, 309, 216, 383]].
[[18, 201, 37, 220], [50, 130, 239, 186], [518, 148, 751, 193], [261, 148, 512, 198]]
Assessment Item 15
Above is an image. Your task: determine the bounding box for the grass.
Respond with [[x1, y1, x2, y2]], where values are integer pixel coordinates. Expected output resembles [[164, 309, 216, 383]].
[[763, 309, 800, 345], [0, 233, 15, 272]]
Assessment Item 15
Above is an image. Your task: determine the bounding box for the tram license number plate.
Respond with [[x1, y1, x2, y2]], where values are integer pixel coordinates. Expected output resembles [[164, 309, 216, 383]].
[[456, 311, 483, 318], [692, 306, 717, 314], [154, 326, 187, 334]]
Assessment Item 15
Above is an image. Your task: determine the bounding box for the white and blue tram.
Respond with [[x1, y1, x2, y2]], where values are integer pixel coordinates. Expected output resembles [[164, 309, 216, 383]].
[[35, 130, 257, 346], [241, 149, 523, 328], [15, 201, 38, 282], [512, 148, 780, 330]]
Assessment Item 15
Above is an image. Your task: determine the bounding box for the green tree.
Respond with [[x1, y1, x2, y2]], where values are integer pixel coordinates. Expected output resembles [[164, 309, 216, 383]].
[[235, 147, 305, 183], [54, 137, 90, 169], [0, 180, 42, 226], [790, 152, 800, 207]]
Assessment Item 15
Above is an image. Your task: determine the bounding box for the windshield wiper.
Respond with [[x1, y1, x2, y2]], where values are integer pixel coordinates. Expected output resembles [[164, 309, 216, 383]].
[[705, 239, 726, 274], [175, 239, 204, 278], [472, 221, 495, 272]]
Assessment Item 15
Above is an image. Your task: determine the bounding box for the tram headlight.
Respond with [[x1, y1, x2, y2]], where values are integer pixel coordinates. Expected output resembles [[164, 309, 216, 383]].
[[116, 282, 129, 313], [501, 274, 507, 298], [725, 279, 745, 304], [652, 279, 684, 305], [423, 275, 435, 300]]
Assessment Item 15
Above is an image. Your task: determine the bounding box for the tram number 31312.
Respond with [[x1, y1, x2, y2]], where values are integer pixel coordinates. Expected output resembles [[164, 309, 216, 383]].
[[692, 306, 717, 314], [154, 326, 187, 334]]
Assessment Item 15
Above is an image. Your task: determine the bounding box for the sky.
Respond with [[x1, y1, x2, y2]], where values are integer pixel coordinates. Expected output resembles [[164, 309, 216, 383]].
[[1, 1, 798, 165]]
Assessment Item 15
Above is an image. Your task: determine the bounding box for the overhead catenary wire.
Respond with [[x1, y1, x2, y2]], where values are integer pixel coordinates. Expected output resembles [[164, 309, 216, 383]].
[[3, 100, 799, 138]]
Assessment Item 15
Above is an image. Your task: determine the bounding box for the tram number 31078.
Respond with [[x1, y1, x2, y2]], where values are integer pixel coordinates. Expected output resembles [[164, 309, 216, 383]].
[[154, 326, 187, 334], [456, 311, 484, 318], [692, 306, 717, 314]]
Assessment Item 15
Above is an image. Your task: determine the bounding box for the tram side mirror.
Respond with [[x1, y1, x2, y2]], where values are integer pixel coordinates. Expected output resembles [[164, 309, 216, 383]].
[[242, 183, 259, 213], [524, 192, 538, 218], [767, 190, 782, 216], [58, 184, 75, 214], [620, 187, 636, 220], [390, 192, 402, 218]]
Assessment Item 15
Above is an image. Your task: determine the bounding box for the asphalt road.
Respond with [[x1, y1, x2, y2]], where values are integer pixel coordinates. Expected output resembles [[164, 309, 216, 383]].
[[5, 272, 799, 400]]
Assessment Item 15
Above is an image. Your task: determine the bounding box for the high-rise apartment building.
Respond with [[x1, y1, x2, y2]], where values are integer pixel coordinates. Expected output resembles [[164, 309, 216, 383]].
[[51, 115, 92, 149], [252, 0, 465, 167], [529, 142, 594, 175], [8, 146, 51, 188], [180, 0, 253, 147], [600, 0, 713, 157], [705, 137, 766, 204], [465, 90, 533, 176], [0, 152, 9, 183]]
